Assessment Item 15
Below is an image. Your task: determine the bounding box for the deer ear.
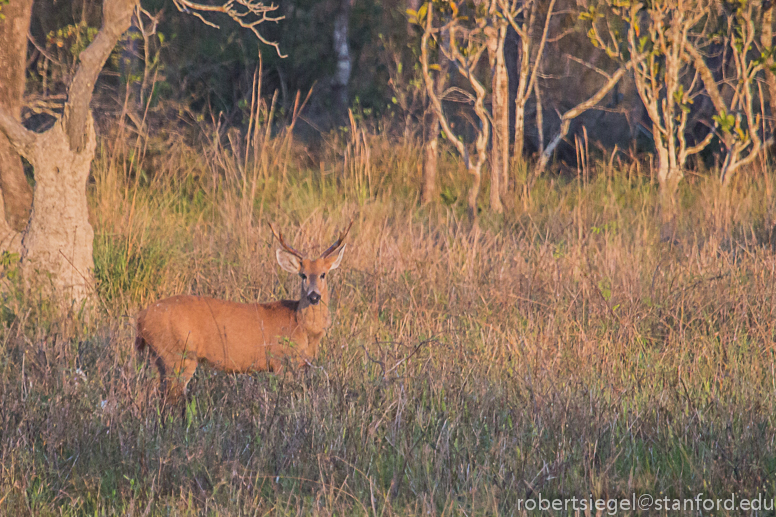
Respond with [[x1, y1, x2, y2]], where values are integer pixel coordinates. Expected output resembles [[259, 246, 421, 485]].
[[324, 244, 346, 271], [276, 249, 301, 274]]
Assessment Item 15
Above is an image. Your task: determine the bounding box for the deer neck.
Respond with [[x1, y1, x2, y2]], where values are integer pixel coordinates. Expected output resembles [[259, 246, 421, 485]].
[[297, 291, 331, 335]]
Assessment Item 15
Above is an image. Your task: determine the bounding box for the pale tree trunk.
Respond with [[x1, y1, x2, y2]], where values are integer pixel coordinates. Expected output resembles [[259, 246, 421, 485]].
[[495, 28, 508, 196], [418, 0, 448, 206], [468, 163, 483, 220], [421, 118, 439, 204], [653, 124, 683, 200], [512, 1, 533, 161], [534, 72, 543, 155], [466, 72, 489, 220], [0, 0, 137, 305], [332, 0, 352, 118], [0, 192, 21, 254], [487, 23, 509, 212], [654, 138, 677, 190], [21, 119, 97, 302], [514, 102, 526, 159], [0, 0, 34, 232], [421, 48, 447, 205], [763, 5, 776, 132], [408, 0, 439, 205], [655, 139, 680, 216]]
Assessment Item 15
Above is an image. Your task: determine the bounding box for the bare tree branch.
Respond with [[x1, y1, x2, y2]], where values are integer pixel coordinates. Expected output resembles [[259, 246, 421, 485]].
[[531, 64, 630, 186], [0, 106, 36, 160], [63, 0, 138, 152], [173, 0, 285, 57]]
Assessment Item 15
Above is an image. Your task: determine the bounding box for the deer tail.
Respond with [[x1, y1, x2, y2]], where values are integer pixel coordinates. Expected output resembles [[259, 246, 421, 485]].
[[135, 335, 147, 352]]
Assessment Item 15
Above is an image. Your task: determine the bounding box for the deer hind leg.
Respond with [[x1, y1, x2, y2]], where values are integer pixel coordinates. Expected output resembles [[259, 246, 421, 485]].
[[152, 347, 198, 404]]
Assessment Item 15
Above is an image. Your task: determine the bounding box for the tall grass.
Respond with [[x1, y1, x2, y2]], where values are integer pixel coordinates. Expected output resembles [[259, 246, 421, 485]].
[[0, 113, 775, 514]]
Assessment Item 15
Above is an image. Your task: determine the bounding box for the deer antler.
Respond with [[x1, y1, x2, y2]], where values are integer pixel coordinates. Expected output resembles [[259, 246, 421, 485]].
[[320, 220, 354, 258], [268, 223, 304, 259]]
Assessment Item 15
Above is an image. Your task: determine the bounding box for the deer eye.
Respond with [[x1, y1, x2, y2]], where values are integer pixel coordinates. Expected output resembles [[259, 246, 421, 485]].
[[321, 273, 326, 279], [300, 273, 307, 280]]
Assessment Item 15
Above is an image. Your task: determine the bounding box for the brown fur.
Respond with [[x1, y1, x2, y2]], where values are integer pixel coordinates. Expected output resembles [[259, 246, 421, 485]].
[[135, 238, 346, 402]]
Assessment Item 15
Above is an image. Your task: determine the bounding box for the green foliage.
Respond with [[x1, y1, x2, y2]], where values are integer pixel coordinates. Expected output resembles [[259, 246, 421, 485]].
[[713, 109, 736, 134], [712, 109, 749, 142], [93, 232, 175, 305], [405, 2, 428, 25], [672, 84, 692, 113], [753, 46, 774, 67], [578, 6, 600, 22], [0, 251, 19, 281], [46, 21, 98, 60]]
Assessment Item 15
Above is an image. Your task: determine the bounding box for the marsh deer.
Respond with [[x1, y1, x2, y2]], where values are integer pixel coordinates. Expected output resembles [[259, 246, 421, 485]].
[[134, 222, 351, 401]]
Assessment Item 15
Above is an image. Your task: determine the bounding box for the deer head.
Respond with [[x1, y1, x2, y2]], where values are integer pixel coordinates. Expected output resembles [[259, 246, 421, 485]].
[[270, 221, 352, 306]]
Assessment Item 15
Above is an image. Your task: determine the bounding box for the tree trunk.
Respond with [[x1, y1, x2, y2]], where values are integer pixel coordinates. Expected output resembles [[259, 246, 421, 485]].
[[0, 0, 34, 232], [655, 137, 681, 201], [534, 75, 543, 155], [0, 0, 136, 306], [492, 25, 509, 198], [656, 146, 670, 187], [0, 191, 22, 254], [514, 103, 525, 159], [21, 119, 96, 302], [421, 24, 448, 206], [467, 164, 482, 221], [332, 0, 352, 118], [762, 5, 776, 133], [421, 121, 438, 204], [486, 25, 505, 213], [0, 138, 31, 231]]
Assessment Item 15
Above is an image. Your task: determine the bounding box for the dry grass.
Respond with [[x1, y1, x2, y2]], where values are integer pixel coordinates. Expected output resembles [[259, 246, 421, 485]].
[[0, 120, 775, 515]]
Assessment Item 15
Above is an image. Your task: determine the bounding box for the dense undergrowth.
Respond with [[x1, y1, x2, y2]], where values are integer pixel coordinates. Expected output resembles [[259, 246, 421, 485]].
[[0, 122, 775, 515]]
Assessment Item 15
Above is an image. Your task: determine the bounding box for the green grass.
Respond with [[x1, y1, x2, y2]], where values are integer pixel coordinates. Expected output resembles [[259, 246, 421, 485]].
[[0, 126, 775, 515]]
